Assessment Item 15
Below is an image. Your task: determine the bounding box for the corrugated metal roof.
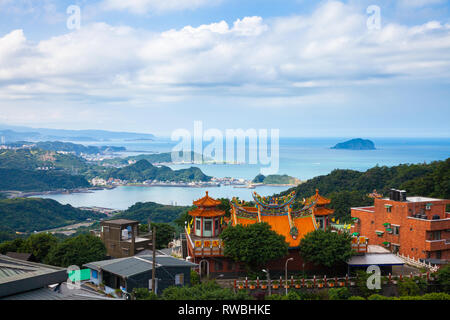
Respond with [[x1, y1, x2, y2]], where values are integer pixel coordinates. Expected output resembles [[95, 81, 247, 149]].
[[84, 255, 197, 278], [348, 253, 405, 266]]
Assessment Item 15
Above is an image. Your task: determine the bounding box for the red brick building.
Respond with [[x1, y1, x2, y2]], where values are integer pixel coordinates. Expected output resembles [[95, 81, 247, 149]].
[[351, 189, 450, 264]]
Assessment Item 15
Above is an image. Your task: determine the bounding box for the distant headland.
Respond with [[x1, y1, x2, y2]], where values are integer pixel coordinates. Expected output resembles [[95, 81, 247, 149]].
[[331, 138, 376, 150]]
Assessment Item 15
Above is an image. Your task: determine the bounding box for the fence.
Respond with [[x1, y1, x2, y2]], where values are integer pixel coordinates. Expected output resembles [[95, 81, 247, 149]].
[[396, 253, 439, 273], [233, 272, 437, 291]]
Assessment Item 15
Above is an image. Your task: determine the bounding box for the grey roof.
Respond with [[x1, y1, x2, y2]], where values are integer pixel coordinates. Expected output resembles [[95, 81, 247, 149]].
[[0, 255, 67, 298], [84, 255, 197, 278], [1, 283, 118, 300], [348, 253, 405, 266], [102, 219, 138, 225]]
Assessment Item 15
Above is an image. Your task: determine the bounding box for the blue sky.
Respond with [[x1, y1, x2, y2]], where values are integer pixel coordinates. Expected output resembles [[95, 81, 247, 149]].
[[0, 0, 449, 137]]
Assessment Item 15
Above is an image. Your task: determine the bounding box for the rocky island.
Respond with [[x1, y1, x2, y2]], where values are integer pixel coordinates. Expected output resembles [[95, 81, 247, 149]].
[[331, 138, 376, 150]]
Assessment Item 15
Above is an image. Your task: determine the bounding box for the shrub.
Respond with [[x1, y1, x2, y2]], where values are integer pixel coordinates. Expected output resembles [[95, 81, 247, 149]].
[[328, 287, 350, 300], [348, 296, 365, 300], [398, 278, 421, 296], [133, 288, 159, 300], [190, 270, 200, 286], [368, 294, 391, 300]]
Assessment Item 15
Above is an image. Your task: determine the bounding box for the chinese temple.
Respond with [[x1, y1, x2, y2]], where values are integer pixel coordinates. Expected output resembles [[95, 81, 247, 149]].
[[185, 190, 335, 277]]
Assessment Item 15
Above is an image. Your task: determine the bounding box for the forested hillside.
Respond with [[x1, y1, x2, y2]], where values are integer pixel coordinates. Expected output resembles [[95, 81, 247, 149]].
[[0, 168, 90, 191], [281, 159, 450, 222], [0, 198, 106, 233]]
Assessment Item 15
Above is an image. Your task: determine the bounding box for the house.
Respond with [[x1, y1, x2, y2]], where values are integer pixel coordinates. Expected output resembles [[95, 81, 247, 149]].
[[84, 254, 197, 295], [351, 189, 450, 264], [98, 219, 153, 258], [0, 254, 116, 300]]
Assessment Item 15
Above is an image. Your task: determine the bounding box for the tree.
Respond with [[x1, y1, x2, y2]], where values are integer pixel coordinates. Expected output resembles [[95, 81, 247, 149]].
[[0, 238, 25, 255], [20, 233, 58, 262], [140, 222, 176, 249], [220, 222, 289, 272], [328, 287, 351, 300], [45, 234, 106, 267], [299, 229, 353, 268], [437, 264, 450, 293]]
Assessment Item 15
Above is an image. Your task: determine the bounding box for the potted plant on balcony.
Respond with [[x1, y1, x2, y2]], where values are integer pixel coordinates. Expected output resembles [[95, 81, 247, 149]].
[[248, 281, 256, 290], [339, 279, 346, 287], [99, 281, 105, 290], [115, 288, 123, 298], [294, 279, 302, 289], [261, 283, 267, 290]]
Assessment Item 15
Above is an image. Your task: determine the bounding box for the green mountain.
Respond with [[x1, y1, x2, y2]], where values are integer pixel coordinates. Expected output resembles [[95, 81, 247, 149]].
[[103, 159, 212, 182], [0, 198, 106, 233], [279, 158, 449, 222], [7, 141, 126, 155], [331, 138, 376, 150], [0, 148, 89, 171], [101, 151, 208, 166], [112, 201, 189, 224], [252, 174, 301, 185], [0, 168, 90, 192]]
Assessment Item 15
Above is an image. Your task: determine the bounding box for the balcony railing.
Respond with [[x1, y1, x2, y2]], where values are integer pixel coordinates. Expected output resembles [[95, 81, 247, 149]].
[[185, 228, 225, 257]]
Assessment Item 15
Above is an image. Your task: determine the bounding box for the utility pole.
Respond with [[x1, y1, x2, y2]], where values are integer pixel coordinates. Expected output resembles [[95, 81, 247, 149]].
[[152, 226, 156, 294]]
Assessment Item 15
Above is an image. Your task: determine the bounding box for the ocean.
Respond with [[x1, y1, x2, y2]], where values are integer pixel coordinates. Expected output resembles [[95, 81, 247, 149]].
[[33, 137, 450, 210]]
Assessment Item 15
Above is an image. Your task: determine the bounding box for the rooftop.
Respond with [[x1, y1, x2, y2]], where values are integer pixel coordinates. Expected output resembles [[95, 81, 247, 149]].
[[84, 255, 197, 278], [0, 255, 67, 298], [347, 253, 405, 267], [102, 219, 139, 226]]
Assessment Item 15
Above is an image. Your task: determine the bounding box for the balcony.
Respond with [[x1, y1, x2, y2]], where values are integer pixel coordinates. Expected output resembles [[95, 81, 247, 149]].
[[407, 216, 450, 231], [425, 239, 450, 251], [185, 228, 225, 257]]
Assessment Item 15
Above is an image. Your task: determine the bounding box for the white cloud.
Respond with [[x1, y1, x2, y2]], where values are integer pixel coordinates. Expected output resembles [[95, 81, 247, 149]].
[[0, 1, 450, 109], [100, 0, 221, 14], [398, 0, 446, 8]]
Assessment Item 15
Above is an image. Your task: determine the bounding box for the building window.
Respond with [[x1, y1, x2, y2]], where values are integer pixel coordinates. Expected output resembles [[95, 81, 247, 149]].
[[433, 231, 441, 240], [393, 225, 400, 235], [392, 245, 400, 254], [195, 218, 201, 236], [203, 219, 212, 237], [436, 251, 442, 259], [175, 273, 184, 286], [386, 206, 392, 213], [214, 219, 219, 236]]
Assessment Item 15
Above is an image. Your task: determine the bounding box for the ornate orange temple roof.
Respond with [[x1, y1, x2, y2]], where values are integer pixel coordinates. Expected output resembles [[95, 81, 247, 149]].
[[313, 207, 334, 216], [229, 214, 317, 247], [307, 189, 331, 205], [193, 191, 222, 208], [189, 207, 225, 217], [228, 191, 320, 248]]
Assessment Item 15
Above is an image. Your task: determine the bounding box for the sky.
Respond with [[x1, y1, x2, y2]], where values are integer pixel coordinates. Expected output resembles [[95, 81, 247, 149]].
[[0, 0, 449, 137]]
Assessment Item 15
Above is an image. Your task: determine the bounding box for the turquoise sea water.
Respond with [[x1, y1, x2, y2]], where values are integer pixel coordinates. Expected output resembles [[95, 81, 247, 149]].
[[34, 137, 450, 210]]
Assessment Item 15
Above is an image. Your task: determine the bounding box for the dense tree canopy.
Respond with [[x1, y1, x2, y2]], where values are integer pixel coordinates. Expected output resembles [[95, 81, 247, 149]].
[[44, 233, 106, 267], [220, 222, 289, 272], [139, 222, 176, 249], [299, 230, 353, 268], [0, 198, 106, 232], [161, 281, 253, 300]]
